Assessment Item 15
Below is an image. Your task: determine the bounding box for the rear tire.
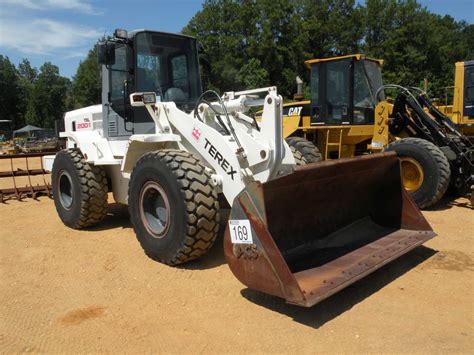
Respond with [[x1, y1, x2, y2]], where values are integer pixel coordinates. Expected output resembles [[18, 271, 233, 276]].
[[128, 149, 220, 265], [384, 138, 450, 209], [52, 149, 108, 228], [286, 136, 322, 163]]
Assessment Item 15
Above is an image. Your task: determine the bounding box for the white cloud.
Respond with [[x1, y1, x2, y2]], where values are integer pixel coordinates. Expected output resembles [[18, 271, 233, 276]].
[[46, 0, 95, 14], [0, 16, 102, 57], [0, 0, 98, 14], [0, 0, 40, 10]]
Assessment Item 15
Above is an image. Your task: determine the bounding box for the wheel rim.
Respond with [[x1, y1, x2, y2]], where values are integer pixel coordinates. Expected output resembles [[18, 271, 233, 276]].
[[58, 170, 74, 210], [400, 157, 424, 192], [139, 181, 171, 239]]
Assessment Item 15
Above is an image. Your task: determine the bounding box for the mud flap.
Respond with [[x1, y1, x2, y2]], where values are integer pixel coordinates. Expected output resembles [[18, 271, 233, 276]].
[[224, 152, 436, 307]]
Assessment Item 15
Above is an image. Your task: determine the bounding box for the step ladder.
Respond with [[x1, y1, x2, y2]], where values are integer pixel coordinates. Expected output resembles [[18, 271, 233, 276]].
[[325, 129, 343, 159]]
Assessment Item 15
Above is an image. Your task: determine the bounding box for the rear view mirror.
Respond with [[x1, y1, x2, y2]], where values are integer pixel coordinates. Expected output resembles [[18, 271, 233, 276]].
[[130, 92, 157, 106], [97, 41, 116, 65]]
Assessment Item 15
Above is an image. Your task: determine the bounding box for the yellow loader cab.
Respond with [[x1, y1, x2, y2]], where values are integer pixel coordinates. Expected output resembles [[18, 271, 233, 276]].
[[434, 60, 474, 138], [285, 54, 385, 158], [260, 54, 473, 209]]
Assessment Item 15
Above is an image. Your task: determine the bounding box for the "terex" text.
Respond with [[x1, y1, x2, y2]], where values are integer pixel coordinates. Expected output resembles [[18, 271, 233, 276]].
[[204, 138, 237, 180]]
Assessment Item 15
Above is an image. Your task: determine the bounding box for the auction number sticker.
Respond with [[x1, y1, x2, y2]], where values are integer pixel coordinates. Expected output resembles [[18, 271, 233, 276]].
[[229, 220, 253, 244]]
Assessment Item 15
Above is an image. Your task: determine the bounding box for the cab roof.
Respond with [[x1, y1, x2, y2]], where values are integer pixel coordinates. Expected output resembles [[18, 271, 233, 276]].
[[304, 54, 384, 68], [127, 29, 197, 40]]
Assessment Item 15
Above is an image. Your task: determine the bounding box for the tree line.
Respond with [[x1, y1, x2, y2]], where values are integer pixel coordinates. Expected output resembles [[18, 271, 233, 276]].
[[185, 0, 473, 95], [1, 0, 472, 130], [0, 47, 100, 131]]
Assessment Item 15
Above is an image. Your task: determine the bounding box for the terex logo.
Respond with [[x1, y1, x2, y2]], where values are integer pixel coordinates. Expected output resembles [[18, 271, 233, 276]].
[[204, 138, 237, 180]]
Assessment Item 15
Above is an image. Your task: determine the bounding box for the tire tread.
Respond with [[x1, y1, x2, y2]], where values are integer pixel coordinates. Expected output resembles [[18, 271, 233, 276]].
[[53, 149, 108, 228], [130, 149, 220, 265], [286, 136, 322, 163], [386, 138, 450, 208]]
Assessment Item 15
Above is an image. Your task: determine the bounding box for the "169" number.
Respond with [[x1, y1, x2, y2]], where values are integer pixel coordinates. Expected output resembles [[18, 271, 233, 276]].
[[229, 220, 253, 244]]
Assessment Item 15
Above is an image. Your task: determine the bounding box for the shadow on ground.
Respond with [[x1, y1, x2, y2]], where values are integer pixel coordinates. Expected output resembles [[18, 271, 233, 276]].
[[87, 204, 229, 270], [88, 203, 132, 231], [426, 194, 473, 211], [0, 195, 50, 205], [240, 245, 437, 328]]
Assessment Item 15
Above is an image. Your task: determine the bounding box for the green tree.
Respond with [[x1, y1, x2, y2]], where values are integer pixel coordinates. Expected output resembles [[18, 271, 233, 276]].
[[17, 59, 38, 128], [184, 0, 251, 91], [362, 0, 471, 92], [185, 0, 471, 99], [0, 55, 23, 129], [2, 0, 471, 124], [237, 58, 269, 88], [18, 58, 37, 83], [184, 0, 362, 96], [461, 23, 474, 60], [27, 62, 70, 128], [71, 45, 101, 109]]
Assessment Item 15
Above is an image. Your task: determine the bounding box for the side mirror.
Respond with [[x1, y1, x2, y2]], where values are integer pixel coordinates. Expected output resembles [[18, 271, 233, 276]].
[[97, 41, 116, 65], [114, 29, 128, 40], [130, 92, 157, 107]]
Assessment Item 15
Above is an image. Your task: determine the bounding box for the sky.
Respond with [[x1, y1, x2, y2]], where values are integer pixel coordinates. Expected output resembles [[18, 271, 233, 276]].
[[0, 0, 472, 79]]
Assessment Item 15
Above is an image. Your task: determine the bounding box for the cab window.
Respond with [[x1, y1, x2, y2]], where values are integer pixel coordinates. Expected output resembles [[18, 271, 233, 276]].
[[325, 59, 350, 124], [352, 61, 376, 124], [171, 54, 189, 89], [110, 45, 127, 100]]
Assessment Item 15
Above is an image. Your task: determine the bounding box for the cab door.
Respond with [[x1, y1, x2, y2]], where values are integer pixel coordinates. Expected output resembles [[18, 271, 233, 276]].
[[105, 43, 133, 138], [310, 59, 352, 125], [463, 63, 474, 118]]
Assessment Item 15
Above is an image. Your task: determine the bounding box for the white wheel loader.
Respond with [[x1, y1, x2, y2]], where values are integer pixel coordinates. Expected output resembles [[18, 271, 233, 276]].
[[45, 29, 436, 307]]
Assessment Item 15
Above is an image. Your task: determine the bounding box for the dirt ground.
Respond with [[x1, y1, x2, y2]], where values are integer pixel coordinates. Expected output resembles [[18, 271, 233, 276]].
[[1, 191, 473, 353]]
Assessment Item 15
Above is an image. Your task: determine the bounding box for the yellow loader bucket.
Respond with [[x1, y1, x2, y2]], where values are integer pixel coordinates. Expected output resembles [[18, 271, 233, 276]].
[[224, 152, 435, 307]]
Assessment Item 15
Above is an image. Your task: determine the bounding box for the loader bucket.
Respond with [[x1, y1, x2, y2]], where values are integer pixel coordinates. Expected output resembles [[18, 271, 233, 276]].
[[224, 152, 435, 307]]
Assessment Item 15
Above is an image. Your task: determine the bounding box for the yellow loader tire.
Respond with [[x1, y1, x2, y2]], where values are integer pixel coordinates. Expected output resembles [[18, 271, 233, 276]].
[[286, 137, 322, 164], [385, 138, 450, 209]]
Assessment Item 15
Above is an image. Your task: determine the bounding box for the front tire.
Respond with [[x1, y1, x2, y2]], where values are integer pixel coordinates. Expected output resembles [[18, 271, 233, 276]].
[[128, 149, 220, 265], [52, 149, 108, 228], [384, 138, 450, 208]]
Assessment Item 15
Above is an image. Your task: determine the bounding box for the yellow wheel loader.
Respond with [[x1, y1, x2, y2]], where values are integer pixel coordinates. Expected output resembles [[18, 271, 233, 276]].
[[432, 60, 474, 138], [277, 54, 473, 209], [44, 32, 435, 308]]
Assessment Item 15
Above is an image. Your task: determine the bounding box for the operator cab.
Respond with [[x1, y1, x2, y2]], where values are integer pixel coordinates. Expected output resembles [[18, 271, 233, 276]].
[[98, 29, 202, 139], [306, 54, 384, 126], [462, 60, 474, 118]]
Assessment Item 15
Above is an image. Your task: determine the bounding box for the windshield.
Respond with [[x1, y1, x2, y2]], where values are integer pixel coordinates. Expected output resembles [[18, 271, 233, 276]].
[[352, 60, 383, 124], [135, 32, 202, 107], [364, 60, 384, 101]]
